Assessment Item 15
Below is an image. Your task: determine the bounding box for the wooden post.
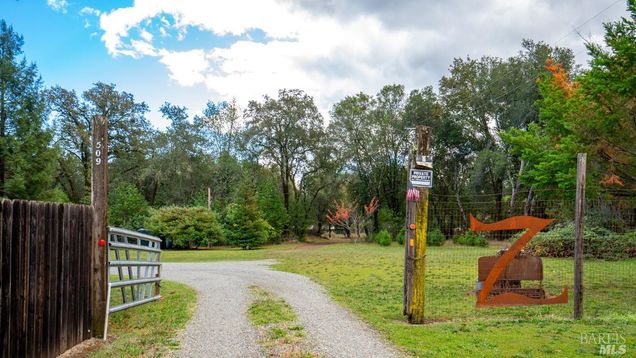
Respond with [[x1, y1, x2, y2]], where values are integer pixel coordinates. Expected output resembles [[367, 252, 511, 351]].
[[91, 116, 108, 337], [404, 125, 431, 324], [573, 153, 586, 320], [207, 187, 212, 211]]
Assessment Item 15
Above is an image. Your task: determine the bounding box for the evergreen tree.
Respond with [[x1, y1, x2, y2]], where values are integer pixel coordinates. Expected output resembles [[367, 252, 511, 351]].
[[0, 20, 57, 200], [224, 179, 273, 249]]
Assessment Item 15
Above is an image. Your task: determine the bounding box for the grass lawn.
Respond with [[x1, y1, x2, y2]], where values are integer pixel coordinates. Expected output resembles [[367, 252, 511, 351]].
[[161, 243, 300, 262], [165, 241, 635, 357], [91, 280, 197, 357], [247, 286, 316, 357]]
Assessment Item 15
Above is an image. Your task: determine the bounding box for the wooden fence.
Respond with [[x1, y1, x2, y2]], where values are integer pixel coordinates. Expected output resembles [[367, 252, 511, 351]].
[[0, 199, 94, 357]]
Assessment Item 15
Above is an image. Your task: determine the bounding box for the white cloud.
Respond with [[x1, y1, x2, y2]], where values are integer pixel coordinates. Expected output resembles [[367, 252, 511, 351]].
[[47, 0, 68, 13], [80, 7, 101, 16], [139, 28, 153, 42], [159, 49, 208, 86], [95, 0, 629, 117]]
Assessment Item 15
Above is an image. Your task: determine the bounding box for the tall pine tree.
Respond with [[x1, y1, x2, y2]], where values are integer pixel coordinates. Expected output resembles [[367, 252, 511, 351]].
[[0, 20, 57, 200]]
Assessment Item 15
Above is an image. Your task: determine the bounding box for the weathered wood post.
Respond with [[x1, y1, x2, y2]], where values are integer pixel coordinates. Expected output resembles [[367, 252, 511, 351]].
[[207, 187, 212, 211], [573, 152, 586, 320], [91, 116, 109, 337], [404, 125, 432, 324]]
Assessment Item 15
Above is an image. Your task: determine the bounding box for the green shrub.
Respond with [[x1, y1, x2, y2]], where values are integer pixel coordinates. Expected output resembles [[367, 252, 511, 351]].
[[396, 227, 405, 245], [145, 206, 224, 248], [376, 229, 392, 246], [453, 231, 488, 247], [378, 208, 402, 239], [427, 228, 445, 246], [526, 223, 636, 260], [109, 182, 149, 230]]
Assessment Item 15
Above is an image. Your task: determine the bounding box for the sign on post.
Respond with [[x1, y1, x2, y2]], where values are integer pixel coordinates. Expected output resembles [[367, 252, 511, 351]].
[[410, 169, 433, 188]]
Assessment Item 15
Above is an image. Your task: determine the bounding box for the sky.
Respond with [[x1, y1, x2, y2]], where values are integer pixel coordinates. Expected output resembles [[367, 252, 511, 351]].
[[0, 0, 630, 129]]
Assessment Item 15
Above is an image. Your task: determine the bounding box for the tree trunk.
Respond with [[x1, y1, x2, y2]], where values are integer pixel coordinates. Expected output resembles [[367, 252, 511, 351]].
[[524, 188, 534, 216], [509, 160, 525, 216], [455, 191, 468, 229]]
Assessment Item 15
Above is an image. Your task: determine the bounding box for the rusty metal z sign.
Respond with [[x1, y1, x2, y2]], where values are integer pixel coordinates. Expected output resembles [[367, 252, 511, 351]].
[[470, 215, 568, 307]]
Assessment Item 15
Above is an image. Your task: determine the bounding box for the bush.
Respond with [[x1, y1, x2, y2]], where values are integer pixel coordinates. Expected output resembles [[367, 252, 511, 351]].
[[397, 227, 405, 245], [526, 223, 636, 260], [427, 228, 445, 246], [224, 203, 272, 249], [453, 231, 488, 247], [376, 229, 392, 246], [145, 206, 224, 248], [378, 208, 402, 239]]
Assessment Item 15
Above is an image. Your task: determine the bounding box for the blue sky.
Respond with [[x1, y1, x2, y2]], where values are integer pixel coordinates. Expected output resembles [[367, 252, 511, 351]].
[[1, 0, 629, 129]]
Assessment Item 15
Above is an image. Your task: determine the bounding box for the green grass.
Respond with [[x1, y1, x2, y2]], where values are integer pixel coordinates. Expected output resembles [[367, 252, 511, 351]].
[[273, 243, 636, 357], [248, 286, 298, 326], [247, 286, 316, 357], [161, 243, 298, 262], [91, 280, 197, 357], [162, 241, 635, 357]]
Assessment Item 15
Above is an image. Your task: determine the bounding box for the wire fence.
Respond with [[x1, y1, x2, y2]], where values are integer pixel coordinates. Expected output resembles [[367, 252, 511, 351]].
[[423, 189, 636, 320]]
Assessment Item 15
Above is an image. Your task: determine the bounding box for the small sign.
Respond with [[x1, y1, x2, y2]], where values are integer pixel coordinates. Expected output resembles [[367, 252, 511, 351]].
[[410, 169, 433, 188]]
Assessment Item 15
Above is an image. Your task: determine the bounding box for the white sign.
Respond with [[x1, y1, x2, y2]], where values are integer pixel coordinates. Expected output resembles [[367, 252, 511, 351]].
[[410, 169, 433, 188]]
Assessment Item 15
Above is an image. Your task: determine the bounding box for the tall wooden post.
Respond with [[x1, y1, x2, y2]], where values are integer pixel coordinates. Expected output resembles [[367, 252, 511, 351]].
[[573, 153, 586, 320], [207, 187, 212, 211], [404, 125, 432, 324], [91, 116, 108, 337]]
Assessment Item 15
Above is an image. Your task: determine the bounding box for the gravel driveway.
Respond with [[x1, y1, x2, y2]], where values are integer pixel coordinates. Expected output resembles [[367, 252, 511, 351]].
[[163, 260, 402, 358]]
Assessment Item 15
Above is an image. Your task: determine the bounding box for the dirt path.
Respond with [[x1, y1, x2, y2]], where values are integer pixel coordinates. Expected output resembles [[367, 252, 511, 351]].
[[163, 260, 402, 358]]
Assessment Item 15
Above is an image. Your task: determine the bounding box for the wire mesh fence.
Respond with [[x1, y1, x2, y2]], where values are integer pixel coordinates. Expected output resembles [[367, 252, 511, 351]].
[[422, 189, 636, 320]]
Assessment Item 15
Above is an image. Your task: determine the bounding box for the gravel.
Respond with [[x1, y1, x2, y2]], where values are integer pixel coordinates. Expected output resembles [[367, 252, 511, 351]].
[[162, 260, 402, 358]]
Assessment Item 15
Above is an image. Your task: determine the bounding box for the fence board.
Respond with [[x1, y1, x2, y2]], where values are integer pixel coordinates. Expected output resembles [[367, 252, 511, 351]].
[[0, 199, 94, 357], [1, 200, 12, 357]]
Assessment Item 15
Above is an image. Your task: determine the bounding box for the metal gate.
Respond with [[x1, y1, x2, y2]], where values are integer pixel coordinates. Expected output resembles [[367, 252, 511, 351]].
[[106, 227, 162, 319]]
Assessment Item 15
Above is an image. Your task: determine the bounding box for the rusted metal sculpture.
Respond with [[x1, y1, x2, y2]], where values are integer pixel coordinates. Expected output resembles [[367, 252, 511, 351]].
[[471, 214, 568, 307]]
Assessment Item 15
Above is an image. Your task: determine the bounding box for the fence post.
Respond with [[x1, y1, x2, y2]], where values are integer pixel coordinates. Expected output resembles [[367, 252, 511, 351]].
[[574, 152, 586, 320], [404, 125, 432, 324], [91, 116, 109, 337]]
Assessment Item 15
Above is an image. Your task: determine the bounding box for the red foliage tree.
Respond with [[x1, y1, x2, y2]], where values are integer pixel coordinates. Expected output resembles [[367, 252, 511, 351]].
[[327, 197, 379, 242]]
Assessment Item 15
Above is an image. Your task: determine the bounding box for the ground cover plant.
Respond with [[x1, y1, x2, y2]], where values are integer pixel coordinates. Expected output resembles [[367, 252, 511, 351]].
[[91, 280, 197, 357], [247, 286, 317, 357]]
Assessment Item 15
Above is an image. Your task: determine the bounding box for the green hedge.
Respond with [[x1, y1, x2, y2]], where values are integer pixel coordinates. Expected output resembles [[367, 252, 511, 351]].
[[453, 231, 488, 247], [526, 223, 636, 260]]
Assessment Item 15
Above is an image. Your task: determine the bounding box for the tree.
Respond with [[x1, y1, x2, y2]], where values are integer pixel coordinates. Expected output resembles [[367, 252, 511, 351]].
[[146, 102, 212, 206], [503, 59, 582, 195], [326, 197, 379, 242], [504, 1, 636, 195], [244, 89, 324, 212], [256, 175, 289, 242], [224, 179, 273, 249], [0, 20, 57, 200], [577, 0, 636, 188], [329, 85, 413, 230], [196, 98, 242, 156], [48, 82, 151, 202], [108, 182, 149, 229], [439, 41, 576, 218]]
